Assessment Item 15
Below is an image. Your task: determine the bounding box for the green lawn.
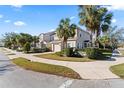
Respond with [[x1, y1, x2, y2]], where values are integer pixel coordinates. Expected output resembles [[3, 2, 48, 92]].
[[110, 63, 124, 78], [12, 57, 81, 79], [35, 53, 93, 62]]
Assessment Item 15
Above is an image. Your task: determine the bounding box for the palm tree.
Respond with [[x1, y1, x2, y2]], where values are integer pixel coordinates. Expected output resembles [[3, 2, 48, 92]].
[[56, 18, 77, 49], [79, 5, 113, 46]]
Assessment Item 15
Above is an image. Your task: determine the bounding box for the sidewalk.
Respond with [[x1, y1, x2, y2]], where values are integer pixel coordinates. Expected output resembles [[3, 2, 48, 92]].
[[3, 48, 124, 80]]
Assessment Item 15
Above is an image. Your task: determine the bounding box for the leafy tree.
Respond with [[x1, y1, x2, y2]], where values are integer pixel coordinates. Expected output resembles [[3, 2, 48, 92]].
[[23, 42, 31, 53], [56, 18, 77, 49], [2, 32, 33, 50], [79, 5, 113, 46], [2, 32, 19, 49], [18, 33, 33, 48], [98, 35, 110, 49], [106, 26, 124, 49], [32, 36, 39, 47]]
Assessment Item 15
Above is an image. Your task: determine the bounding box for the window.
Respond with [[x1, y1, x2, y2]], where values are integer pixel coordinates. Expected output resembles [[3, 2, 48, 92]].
[[80, 34, 81, 37], [84, 42, 87, 48], [82, 43, 84, 48], [67, 43, 71, 48], [77, 43, 79, 48]]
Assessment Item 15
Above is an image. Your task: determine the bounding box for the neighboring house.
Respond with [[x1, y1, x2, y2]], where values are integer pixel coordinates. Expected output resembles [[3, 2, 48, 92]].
[[37, 31, 55, 48], [38, 27, 91, 52]]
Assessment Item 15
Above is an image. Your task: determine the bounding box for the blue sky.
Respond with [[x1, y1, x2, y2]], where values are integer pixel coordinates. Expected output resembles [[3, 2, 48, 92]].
[[0, 5, 124, 38]]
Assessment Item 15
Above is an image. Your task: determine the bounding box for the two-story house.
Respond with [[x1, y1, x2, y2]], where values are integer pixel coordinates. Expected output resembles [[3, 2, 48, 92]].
[[38, 27, 91, 52], [37, 31, 55, 48]]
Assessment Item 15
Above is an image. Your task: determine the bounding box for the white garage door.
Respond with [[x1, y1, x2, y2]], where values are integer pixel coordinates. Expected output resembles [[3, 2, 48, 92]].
[[54, 44, 61, 52]]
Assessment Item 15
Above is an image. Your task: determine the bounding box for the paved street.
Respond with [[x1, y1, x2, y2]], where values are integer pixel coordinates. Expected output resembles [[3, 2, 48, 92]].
[[0, 52, 69, 88], [1, 49, 124, 88]]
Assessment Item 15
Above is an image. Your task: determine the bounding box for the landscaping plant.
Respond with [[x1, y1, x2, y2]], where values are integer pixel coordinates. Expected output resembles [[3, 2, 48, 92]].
[[23, 42, 31, 53]]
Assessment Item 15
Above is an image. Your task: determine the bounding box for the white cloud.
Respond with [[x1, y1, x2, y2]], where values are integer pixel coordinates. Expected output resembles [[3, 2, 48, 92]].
[[0, 14, 3, 18], [70, 16, 76, 20], [50, 29, 55, 31], [11, 5, 23, 8], [4, 20, 11, 23], [112, 19, 117, 23], [14, 21, 26, 26], [14, 30, 19, 33], [106, 5, 124, 11]]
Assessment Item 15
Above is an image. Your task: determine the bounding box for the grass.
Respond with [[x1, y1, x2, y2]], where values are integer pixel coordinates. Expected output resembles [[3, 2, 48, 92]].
[[110, 63, 124, 78], [12, 57, 81, 79], [35, 53, 93, 62]]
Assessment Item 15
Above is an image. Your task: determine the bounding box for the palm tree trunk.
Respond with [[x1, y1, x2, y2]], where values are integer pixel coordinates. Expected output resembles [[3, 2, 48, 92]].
[[104, 44, 105, 49], [92, 31, 97, 47], [96, 27, 101, 48], [90, 32, 93, 47], [62, 41, 67, 49], [64, 41, 67, 49], [61, 40, 64, 50]]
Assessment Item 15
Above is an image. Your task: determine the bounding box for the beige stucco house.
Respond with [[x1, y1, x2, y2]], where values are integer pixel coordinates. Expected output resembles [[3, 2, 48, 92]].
[[38, 27, 91, 52]]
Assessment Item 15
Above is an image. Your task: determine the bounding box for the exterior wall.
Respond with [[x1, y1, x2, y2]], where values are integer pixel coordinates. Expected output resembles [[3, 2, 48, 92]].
[[76, 29, 91, 49], [67, 40, 76, 48], [38, 31, 55, 48], [50, 35, 54, 41], [39, 28, 91, 51], [54, 33, 59, 40], [39, 34, 44, 42], [39, 31, 55, 43]]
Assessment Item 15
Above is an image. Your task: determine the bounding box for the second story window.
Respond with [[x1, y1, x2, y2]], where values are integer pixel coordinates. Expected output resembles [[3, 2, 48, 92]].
[[80, 34, 81, 37]]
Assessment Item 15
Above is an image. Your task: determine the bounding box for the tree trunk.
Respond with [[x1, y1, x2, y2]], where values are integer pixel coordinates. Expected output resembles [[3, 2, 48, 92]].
[[92, 31, 97, 47], [61, 41, 64, 50], [104, 44, 105, 49], [96, 28, 101, 48], [63, 41, 67, 49], [90, 32, 93, 47]]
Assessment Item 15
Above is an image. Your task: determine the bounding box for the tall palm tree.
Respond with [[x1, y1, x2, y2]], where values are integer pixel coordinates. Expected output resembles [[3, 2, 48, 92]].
[[56, 18, 77, 49], [79, 5, 113, 46]]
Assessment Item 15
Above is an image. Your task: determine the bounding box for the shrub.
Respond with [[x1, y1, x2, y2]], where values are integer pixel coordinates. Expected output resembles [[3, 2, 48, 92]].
[[55, 48, 83, 57], [63, 48, 73, 57], [16, 48, 23, 52], [55, 48, 73, 57], [32, 47, 50, 53], [55, 51, 63, 56], [23, 42, 31, 53], [32, 47, 41, 53], [42, 47, 50, 52], [98, 48, 112, 53], [85, 48, 104, 59], [71, 49, 82, 57]]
